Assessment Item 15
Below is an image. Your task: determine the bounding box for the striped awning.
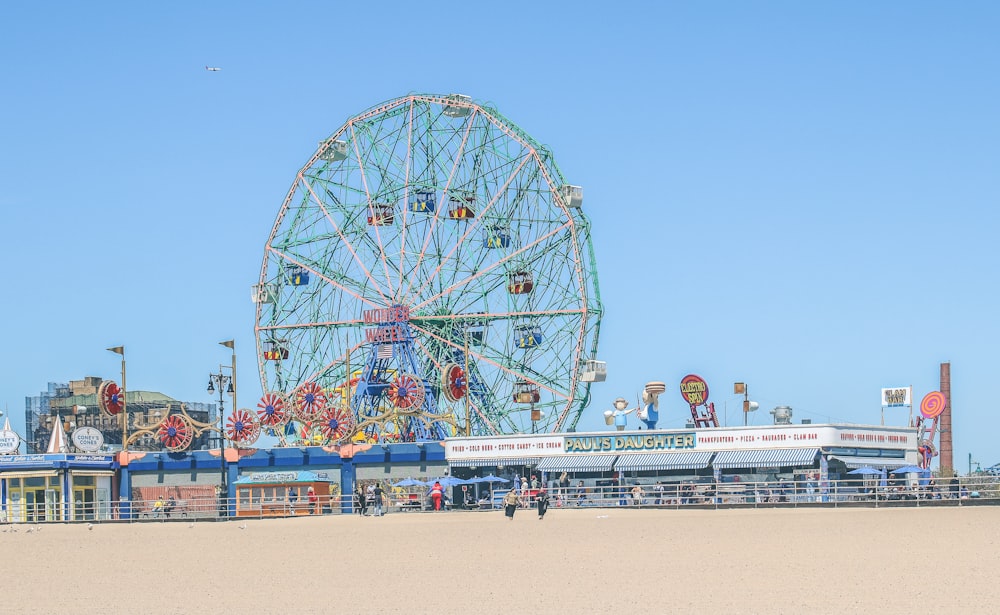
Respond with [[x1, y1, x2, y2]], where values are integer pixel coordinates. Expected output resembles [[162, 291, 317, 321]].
[[448, 457, 541, 468], [536, 455, 617, 473], [827, 455, 910, 470], [713, 448, 820, 469], [615, 451, 714, 472], [0, 470, 59, 479]]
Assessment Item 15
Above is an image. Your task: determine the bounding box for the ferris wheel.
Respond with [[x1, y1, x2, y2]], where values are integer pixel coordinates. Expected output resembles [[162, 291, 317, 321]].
[[254, 93, 603, 441]]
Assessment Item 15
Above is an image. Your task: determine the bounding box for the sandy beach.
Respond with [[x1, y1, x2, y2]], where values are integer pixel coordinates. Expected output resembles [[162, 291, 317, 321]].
[[2, 506, 995, 614]]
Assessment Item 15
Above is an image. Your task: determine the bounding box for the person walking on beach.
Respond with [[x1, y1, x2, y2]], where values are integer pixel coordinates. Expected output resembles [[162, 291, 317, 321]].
[[356, 484, 367, 516], [430, 481, 444, 511], [503, 489, 522, 520], [536, 488, 550, 520]]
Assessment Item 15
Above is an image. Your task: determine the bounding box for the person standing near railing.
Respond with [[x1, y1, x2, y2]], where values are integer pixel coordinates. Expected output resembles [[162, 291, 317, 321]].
[[373, 483, 385, 517], [152, 496, 164, 519], [356, 484, 367, 516], [307, 487, 318, 514]]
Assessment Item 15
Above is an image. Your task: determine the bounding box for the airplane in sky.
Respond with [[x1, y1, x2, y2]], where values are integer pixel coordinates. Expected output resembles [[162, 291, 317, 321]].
[[205, 66, 221, 72]]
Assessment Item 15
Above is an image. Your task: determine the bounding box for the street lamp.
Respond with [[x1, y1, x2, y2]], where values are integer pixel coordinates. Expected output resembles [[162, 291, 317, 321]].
[[106, 346, 127, 450], [209, 340, 236, 517]]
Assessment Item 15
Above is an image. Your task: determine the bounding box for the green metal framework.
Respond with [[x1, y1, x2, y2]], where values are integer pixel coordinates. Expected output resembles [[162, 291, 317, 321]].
[[255, 94, 602, 436]]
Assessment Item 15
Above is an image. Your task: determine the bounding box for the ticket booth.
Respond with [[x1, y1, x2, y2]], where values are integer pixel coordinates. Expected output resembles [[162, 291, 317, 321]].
[[234, 470, 332, 517]]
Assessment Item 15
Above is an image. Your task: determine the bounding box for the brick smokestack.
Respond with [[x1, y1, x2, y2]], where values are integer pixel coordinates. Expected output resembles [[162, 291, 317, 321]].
[[939, 362, 953, 472]]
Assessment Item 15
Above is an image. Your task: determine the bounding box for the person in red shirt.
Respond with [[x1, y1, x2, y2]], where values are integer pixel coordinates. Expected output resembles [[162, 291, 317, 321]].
[[307, 486, 318, 514], [430, 481, 444, 510]]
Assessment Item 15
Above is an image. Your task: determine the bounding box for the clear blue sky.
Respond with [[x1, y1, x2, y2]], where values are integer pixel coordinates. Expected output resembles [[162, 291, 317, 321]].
[[2, 2, 998, 471]]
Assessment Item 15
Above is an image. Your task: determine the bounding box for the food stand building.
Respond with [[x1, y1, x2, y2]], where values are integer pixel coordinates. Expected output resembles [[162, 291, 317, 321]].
[[443, 423, 919, 489]]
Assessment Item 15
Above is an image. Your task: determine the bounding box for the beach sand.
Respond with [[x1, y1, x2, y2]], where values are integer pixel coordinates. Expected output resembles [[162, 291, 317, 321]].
[[1, 506, 995, 614]]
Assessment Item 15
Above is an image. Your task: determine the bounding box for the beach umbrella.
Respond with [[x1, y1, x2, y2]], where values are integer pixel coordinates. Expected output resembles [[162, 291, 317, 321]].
[[890, 465, 928, 475], [477, 474, 511, 483], [428, 476, 472, 487], [392, 478, 427, 487], [848, 467, 885, 475]]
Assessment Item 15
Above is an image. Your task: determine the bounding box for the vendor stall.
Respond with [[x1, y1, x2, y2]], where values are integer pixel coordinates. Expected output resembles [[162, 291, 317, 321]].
[[234, 470, 331, 517]]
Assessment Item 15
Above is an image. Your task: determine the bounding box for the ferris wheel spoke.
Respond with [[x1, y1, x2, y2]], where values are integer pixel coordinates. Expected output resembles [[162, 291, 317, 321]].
[[411, 221, 570, 313], [407, 152, 532, 303], [396, 98, 416, 300], [350, 111, 422, 300], [400, 108, 479, 302], [265, 247, 384, 309], [299, 176, 392, 303], [326, 127, 396, 297], [410, 322, 569, 401], [351, 116, 420, 293], [411, 333, 502, 436]]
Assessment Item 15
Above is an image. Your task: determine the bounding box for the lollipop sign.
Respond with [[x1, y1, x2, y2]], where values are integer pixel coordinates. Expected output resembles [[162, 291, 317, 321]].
[[920, 391, 947, 419]]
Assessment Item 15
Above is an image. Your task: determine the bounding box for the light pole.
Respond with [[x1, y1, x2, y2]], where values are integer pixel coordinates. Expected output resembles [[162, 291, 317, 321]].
[[208, 339, 235, 517], [734, 382, 758, 427], [107, 346, 127, 450], [463, 328, 471, 437]]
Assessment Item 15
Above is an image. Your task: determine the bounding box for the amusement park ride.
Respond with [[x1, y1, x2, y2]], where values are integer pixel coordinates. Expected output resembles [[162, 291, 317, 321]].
[[239, 93, 605, 449]]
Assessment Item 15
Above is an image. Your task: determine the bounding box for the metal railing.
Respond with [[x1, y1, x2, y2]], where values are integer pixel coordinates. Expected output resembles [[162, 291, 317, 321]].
[[529, 475, 1000, 509], [5, 476, 997, 524]]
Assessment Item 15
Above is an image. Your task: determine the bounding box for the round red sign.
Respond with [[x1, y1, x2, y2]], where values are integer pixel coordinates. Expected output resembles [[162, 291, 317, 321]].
[[679, 374, 709, 406]]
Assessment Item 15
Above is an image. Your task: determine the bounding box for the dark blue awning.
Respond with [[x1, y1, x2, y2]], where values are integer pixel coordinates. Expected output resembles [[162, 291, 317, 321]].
[[615, 451, 714, 472], [713, 448, 819, 469], [827, 455, 910, 469], [536, 455, 617, 472]]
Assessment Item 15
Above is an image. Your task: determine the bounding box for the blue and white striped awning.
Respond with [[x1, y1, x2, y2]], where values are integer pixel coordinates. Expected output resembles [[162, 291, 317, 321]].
[[827, 455, 910, 470], [615, 451, 714, 472], [536, 455, 617, 473], [713, 448, 820, 469], [448, 457, 541, 468]]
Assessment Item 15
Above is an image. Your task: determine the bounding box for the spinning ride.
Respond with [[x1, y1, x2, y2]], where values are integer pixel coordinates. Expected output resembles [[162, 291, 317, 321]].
[[254, 93, 603, 442]]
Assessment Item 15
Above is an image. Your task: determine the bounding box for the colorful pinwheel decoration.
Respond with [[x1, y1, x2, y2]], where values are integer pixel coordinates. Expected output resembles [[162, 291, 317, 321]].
[[158, 414, 194, 452], [226, 408, 261, 445], [387, 374, 425, 411], [294, 381, 327, 422], [256, 392, 290, 428], [98, 380, 125, 416]]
